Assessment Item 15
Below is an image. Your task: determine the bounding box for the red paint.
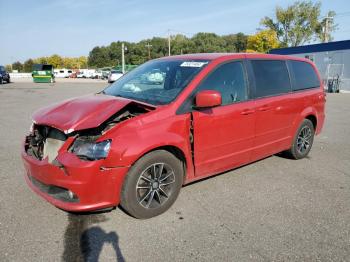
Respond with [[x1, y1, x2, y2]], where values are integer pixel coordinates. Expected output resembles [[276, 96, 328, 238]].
[[22, 53, 325, 212], [32, 94, 154, 133], [195, 90, 222, 108]]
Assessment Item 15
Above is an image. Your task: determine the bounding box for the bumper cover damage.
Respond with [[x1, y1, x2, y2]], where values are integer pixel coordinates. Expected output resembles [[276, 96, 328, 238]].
[[22, 98, 153, 212], [22, 142, 129, 212]]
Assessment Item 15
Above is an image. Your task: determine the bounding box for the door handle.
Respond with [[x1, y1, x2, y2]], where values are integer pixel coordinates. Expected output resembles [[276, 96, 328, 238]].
[[241, 109, 255, 115], [258, 105, 272, 111]]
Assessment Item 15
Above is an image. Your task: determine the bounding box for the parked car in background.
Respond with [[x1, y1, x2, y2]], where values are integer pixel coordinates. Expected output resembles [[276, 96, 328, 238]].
[[22, 53, 325, 219], [0, 65, 10, 84], [69, 71, 78, 78], [76, 72, 85, 78], [91, 70, 103, 79], [54, 69, 72, 78], [101, 70, 111, 80], [108, 70, 123, 83], [77, 70, 95, 79]]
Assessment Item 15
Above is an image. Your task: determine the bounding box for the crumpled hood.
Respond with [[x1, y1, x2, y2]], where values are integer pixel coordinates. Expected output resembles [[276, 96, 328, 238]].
[[32, 94, 132, 134]]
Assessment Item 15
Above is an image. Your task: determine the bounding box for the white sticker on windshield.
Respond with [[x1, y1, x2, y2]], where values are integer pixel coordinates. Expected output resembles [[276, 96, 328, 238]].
[[180, 61, 208, 68]]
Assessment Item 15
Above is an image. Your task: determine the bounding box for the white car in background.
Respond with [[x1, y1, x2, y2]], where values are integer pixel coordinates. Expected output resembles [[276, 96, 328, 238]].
[[108, 70, 123, 83], [54, 69, 73, 78], [77, 70, 94, 78]]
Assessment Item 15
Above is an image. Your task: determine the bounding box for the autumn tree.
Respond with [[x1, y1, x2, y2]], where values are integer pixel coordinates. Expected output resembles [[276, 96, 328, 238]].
[[47, 54, 63, 68], [261, 1, 336, 47], [246, 30, 280, 53]]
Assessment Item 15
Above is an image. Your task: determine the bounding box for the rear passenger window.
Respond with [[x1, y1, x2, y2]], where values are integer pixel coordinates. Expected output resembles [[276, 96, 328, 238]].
[[251, 60, 291, 98], [196, 61, 247, 105], [289, 61, 320, 91]]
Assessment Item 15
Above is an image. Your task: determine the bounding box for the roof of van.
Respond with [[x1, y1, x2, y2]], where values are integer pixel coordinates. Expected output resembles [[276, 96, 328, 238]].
[[159, 53, 308, 62]]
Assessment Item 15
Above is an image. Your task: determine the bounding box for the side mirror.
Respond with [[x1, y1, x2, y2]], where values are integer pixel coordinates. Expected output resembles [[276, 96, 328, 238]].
[[195, 90, 222, 108]]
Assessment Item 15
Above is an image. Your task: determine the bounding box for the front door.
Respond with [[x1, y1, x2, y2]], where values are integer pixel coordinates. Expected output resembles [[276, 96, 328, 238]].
[[192, 61, 256, 177]]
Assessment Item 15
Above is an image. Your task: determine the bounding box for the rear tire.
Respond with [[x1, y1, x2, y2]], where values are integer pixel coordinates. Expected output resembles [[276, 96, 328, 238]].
[[120, 150, 183, 219], [287, 119, 315, 159]]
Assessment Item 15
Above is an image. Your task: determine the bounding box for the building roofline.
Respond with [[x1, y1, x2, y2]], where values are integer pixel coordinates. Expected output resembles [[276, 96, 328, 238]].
[[269, 40, 350, 55]]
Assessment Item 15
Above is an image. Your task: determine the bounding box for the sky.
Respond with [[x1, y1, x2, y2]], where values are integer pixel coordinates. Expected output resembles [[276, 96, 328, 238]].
[[0, 0, 349, 65]]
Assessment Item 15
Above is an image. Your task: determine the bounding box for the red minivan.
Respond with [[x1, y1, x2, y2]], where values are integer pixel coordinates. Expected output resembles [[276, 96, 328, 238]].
[[22, 53, 325, 218]]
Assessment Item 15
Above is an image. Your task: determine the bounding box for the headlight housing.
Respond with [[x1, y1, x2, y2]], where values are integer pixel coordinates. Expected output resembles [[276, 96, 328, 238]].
[[71, 138, 111, 160]]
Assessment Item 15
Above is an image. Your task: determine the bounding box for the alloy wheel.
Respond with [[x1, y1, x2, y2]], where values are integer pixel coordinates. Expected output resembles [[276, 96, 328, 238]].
[[297, 126, 312, 154], [136, 163, 176, 209]]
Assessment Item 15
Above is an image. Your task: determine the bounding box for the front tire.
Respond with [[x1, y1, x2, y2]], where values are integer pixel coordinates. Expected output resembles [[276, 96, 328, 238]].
[[121, 150, 184, 219], [287, 119, 315, 159]]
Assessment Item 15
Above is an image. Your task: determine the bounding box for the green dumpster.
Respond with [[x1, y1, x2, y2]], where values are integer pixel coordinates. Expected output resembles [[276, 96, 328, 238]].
[[32, 64, 55, 83]]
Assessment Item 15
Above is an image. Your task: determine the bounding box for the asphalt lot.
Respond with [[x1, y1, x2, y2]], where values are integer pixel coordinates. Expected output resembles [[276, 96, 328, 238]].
[[0, 79, 349, 261]]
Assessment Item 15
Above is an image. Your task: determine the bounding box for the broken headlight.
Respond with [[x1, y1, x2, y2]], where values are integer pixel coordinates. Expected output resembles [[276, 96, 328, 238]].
[[71, 139, 111, 160]]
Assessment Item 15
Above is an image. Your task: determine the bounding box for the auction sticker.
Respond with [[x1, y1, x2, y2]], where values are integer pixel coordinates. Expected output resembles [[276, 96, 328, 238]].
[[180, 61, 208, 67]]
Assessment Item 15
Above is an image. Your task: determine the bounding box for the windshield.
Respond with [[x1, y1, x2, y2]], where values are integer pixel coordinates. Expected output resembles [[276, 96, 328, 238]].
[[103, 59, 209, 105]]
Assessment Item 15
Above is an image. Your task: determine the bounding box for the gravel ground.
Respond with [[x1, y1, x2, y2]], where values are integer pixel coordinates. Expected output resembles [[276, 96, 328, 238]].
[[0, 80, 349, 261]]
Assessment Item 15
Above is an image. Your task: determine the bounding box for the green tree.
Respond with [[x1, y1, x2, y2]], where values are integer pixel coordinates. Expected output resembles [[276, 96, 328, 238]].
[[261, 1, 335, 47], [191, 32, 226, 53], [23, 59, 34, 72], [246, 30, 280, 53], [12, 61, 23, 72], [88, 46, 111, 68], [222, 33, 248, 52], [87, 32, 249, 68]]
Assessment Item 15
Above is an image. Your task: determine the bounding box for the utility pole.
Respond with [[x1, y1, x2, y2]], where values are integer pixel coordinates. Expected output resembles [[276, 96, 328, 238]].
[[122, 43, 126, 74], [323, 14, 334, 43], [167, 29, 171, 56], [145, 43, 152, 60]]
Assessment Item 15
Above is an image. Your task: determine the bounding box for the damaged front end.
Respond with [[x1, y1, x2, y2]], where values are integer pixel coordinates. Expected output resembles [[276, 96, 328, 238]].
[[25, 125, 67, 163], [22, 101, 154, 211], [25, 102, 153, 163]]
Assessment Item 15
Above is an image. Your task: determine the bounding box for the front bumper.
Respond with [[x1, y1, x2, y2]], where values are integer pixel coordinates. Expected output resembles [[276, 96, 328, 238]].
[[21, 146, 129, 212]]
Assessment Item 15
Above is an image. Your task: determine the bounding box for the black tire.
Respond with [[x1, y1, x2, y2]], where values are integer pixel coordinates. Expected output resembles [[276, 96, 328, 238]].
[[0, 77, 3, 84], [6, 78, 10, 83], [120, 150, 184, 219], [287, 119, 315, 159]]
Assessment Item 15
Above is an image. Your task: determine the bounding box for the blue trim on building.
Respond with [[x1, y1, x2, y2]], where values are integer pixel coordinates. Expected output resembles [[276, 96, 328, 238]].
[[270, 40, 350, 55]]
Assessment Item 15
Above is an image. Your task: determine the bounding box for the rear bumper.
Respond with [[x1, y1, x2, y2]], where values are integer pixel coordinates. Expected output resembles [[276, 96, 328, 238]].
[[22, 148, 129, 212]]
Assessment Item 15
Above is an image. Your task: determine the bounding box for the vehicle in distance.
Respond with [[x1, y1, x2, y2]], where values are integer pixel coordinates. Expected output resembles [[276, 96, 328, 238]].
[[22, 53, 325, 218], [108, 70, 123, 83], [0, 65, 10, 84]]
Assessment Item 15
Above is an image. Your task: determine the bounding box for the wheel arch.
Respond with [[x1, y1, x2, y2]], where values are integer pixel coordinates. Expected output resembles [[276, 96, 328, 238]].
[[132, 145, 189, 182], [305, 114, 317, 130]]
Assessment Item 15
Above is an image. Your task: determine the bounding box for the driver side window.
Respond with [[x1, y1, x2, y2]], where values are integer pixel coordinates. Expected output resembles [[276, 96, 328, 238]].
[[197, 61, 248, 105]]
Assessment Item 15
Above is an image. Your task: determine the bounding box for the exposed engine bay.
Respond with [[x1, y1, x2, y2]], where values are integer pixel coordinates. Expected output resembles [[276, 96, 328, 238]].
[[25, 102, 153, 162], [25, 125, 67, 162]]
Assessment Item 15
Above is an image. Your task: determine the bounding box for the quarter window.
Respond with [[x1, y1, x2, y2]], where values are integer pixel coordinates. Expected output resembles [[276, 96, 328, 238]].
[[251, 60, 291, 98], [289, 60, 320, 90], [196, 61, 247, 105]]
